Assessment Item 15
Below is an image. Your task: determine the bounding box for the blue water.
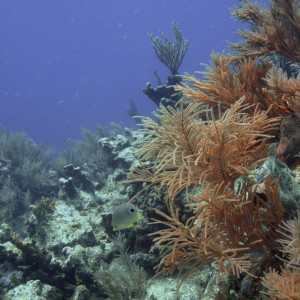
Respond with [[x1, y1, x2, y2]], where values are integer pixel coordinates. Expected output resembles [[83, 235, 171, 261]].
[[0, 0, 268, 147]]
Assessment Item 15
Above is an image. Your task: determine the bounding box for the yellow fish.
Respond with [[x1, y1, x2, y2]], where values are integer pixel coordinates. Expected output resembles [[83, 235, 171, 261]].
[[112, 203, 143, 231]]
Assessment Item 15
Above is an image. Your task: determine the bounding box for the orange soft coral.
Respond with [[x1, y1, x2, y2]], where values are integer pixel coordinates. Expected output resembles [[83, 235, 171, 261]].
[[231, 0, 300, 62]]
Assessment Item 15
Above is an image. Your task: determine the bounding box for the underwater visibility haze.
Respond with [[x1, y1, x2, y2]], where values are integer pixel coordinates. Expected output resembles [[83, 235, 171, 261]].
[[0, 0, 258, 147], [1, 0, 300, 299]]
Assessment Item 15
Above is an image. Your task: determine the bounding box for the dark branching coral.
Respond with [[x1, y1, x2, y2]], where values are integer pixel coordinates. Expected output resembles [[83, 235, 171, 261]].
[[144, 22, 189, 107], [0, 126, 51, 191], [63, 164, 94, 193], [55, 126, 111, 172], [149, 21, 189, 75], [54, 124, 126, 191], [96, 233, 147, 300], [0, 178, 19, 220]]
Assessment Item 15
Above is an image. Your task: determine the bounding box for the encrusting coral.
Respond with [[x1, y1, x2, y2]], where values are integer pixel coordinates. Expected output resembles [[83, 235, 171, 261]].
[[130, 0, 300, 298]]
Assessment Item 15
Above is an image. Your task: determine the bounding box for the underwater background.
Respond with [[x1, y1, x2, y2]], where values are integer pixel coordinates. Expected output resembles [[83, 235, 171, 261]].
[[0, 0, 265, 147]]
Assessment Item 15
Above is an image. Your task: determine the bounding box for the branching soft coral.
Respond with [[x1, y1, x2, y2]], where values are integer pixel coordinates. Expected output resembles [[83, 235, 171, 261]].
[[129, 0, 300, 296], [176, 53, 300, 119], [129, 97, 283, 292], [261, 268, 300, 300], [151, 177, 284, 291], [130, 98, 280, 198], [176, 54, 272, 113], [261, 212, 300, 299], [277, 212, 300, 271], [149, 21, 189, 75], [230, 0, 300, 62], [264, 67, 300, 117]]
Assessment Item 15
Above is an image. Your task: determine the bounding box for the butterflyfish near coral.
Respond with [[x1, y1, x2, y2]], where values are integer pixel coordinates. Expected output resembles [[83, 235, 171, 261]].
[[112, 203, 143, 231]]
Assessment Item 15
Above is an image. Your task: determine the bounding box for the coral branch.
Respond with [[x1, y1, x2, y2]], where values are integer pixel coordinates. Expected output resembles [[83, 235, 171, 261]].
[[149, 21, 189, 75], [230, 0, 300, 61]]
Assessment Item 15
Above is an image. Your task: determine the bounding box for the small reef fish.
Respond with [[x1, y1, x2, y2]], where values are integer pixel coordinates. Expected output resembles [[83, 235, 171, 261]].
[[112, 203, 143, 231]]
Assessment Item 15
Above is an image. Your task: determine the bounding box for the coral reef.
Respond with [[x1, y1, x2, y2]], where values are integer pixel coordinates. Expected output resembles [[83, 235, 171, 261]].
[[0, 124, 171, 299], [0, 1, 300, 299]]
